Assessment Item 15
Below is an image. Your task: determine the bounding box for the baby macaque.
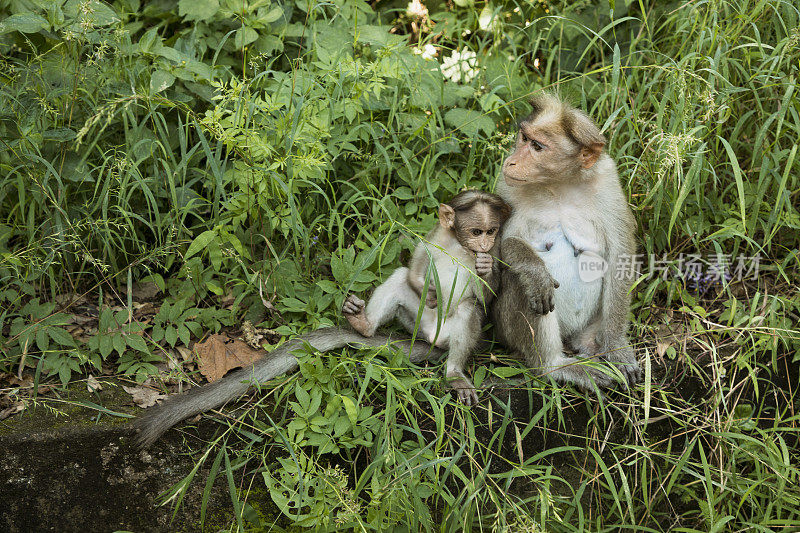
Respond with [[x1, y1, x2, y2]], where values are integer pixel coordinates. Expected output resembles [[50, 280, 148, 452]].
[[342, 190, 510, 405]]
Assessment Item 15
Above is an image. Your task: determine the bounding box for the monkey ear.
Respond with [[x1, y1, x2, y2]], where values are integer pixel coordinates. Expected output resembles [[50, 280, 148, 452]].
[[439, 204, 456, 229], [579, 142, 605, 169], [499, 201, 512, 222], [562, 107, 606, 168]]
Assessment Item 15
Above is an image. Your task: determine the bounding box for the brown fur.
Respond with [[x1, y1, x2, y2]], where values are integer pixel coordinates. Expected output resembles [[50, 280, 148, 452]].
[[344, 190, 510, 405], [492, 94, 640, 390]]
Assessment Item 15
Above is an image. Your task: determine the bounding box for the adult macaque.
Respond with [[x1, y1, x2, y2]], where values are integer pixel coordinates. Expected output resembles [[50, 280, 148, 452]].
[[342, 190, 511, 405], [492, 93, 640, 389]]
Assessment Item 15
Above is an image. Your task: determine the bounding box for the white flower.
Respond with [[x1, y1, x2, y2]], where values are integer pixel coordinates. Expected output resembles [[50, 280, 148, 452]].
[[413, 44, 437, 60], [406, 0, 428, 20], [441, 49, 479, 84]]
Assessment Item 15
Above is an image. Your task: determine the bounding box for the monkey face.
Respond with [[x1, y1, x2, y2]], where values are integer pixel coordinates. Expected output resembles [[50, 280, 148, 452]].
[[451, 203, 501, 253], [502, 95, 606, 186], [457, 224, 498, 254], [439, 193, 510, 254], [502, 124, 580, 186]]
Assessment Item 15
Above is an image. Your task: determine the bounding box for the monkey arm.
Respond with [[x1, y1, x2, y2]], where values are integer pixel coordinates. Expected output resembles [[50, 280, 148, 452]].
[[500, 237, 559, 315], [407, 244, 439, 308], [472, 252, 499, 309]]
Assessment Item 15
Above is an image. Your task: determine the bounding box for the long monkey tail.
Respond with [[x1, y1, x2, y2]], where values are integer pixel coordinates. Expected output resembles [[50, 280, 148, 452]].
[[134, 327, 442, 448]]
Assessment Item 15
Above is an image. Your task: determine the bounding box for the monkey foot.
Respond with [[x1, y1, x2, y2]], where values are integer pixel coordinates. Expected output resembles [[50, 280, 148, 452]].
[[598, 355, 641, 389], [342, 294, 373, 337], [447, 374, 479, 406]]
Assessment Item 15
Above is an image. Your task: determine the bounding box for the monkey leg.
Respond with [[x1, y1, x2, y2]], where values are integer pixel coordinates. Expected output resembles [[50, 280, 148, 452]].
[[570, 319, 601, 355], [443, 303, 481, 406], [493, 279, 615, 390], [346, 267, 421, 337], [597, 337, 640, 388], [568, 319, 639, 388], [534, 312, 617, 390]]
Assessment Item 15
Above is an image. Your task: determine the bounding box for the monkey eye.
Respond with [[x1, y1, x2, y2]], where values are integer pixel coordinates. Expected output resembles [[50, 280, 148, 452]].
[[520, 132, 528, 143], [531, 139, 545, 151], [487, 228, 497, 236], [471, 229, 482, 236]]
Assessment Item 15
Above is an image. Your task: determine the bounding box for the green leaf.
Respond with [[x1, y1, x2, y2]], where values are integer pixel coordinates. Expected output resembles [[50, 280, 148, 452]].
[[178, 0, 219, 21], [36, 327, 50, 352], [259, 6, 283, 24], [313, 24, 352, 64], [340, 396, 358, 426], [444, 108, 495, 137], [235, 26, 258, 48], [720, 138, 747, 227], [0, 13, 49, 35], [64, 0, 119, 27], [113, 334, 127, 356], [99, 334, 113, 359], [178, 324, 191, 347], [59, 365, 71, 387], [42, 128, 77, 142], [150, 70, 175, 94], [126, 334, 149, 353], [49, 327, 76, 347], [155, 45, 182, 63], [316, 280, 338, 294], [491, 366, 524, 378], [165, 325, 178, 347], [185, 230, 216, 260]]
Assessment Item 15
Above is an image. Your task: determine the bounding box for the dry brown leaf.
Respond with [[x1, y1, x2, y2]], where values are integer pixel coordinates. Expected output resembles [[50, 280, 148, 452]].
[[175, 345, 193, 361], [196, 334, 265, 383], [123, 385, 167, 408], [654, 321, 692, 358], [87, 374, 102, 393], [132, 281, 162, 301], [133, 302, 157, 319], [0, 402, 25, 420]]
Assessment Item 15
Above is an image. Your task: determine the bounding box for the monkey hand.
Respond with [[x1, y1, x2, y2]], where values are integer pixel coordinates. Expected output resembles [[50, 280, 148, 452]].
[[516, 264, 559, 315], [475, 252, 493, 277], [425, 286, 438, 308], [447, 371, 478, 406]]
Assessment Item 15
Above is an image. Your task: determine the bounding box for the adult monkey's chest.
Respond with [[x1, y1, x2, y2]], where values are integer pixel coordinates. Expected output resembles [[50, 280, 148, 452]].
[[501, 197, 605, 334]]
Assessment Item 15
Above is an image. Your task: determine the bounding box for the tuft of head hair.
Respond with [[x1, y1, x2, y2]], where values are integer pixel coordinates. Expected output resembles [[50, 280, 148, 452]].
[[527, 93, 606, 150], [446, 190, 511, 222]]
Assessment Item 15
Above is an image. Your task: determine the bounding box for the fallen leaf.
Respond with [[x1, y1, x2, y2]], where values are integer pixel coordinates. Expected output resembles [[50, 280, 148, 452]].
[[123, 385, 167, 408], [55, 292, 87, 307], [196, 334, 265, 383], [9, 374, 33, 388], [175, 345, 193, 361], [87, 374, 102, 393], [132, 281, 162, 301], [654, 321, 692, 358], [67, 314, 94, 326], [0, 402, 25, 420], [133, 302, 157, 319]]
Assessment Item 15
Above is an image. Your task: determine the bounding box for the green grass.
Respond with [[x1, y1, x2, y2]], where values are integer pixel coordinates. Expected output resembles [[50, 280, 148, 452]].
[[0, 0, 798, 530]]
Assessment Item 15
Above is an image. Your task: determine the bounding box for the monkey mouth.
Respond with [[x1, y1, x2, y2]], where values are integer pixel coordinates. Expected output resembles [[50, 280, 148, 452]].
[[503, 174, 528, 185]]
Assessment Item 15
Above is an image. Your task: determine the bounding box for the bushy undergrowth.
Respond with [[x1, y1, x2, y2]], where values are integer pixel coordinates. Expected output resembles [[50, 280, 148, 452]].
[[1, 0, 799, 531]]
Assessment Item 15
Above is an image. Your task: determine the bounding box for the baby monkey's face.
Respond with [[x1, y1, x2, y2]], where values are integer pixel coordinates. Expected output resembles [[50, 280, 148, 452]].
[[453, 202, 502, 254]]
